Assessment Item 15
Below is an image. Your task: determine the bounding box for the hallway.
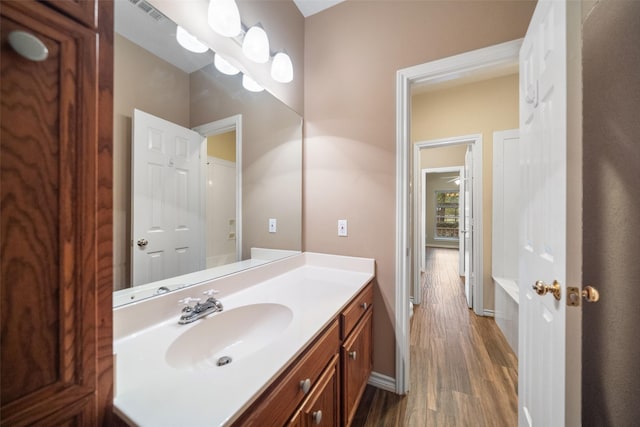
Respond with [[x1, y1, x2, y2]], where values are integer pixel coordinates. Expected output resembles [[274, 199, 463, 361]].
[[353, 248, 518, 426]]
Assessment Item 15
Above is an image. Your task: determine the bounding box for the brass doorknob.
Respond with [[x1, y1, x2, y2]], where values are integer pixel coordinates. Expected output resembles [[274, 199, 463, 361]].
[[582, 286, 600, 303], [532, 280, 561, 301]]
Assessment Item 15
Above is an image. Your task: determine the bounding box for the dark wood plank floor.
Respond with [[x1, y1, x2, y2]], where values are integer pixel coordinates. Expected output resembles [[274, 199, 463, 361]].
[[352, 248, 518, 426]]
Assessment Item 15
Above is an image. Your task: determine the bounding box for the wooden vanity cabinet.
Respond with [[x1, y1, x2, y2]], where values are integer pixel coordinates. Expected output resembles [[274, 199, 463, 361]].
[[233, 281, 373, 427], [340, 283, 373, 427], [232, 320, 340, 427], [0, 0, 113, 425]]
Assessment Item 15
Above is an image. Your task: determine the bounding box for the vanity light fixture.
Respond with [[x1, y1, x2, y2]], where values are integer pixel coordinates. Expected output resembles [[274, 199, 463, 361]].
[[208, 0, 241, 37], [242, 25, 270, 63], [176, 26, 209, 53], [242, 74, 264, 92], [214, 53, 240, 75], [270, 52, 293, 83]]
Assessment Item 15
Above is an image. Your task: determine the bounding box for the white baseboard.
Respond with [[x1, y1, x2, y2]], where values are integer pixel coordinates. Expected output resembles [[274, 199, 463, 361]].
[[368, 371, 396, 393], [483, 309, 495, 317]]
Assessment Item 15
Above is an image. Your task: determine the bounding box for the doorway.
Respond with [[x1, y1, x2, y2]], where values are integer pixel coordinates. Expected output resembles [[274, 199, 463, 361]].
[[395, 40, 521, 394], [414, 137, 482, 314]]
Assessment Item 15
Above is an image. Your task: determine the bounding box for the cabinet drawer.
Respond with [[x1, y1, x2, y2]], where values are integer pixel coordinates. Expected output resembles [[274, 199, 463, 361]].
[[340, 282, 373, 339], [233, 320, 339, 427], [288, 354, 339, 427]]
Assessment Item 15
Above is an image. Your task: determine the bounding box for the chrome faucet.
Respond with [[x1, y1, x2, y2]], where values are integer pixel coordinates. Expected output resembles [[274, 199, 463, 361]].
[[178, 290, 223, 324]]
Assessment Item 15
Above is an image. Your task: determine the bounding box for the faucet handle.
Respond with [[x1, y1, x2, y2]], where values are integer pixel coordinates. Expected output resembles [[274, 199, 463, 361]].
[[202, 289, 220, 297], [178, 297, 201, 308]]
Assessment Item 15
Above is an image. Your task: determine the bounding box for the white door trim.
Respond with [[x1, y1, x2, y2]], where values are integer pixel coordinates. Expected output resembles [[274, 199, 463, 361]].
[[193, 114, 243, 262], [415, 138, 481, 313], [395, 39, 522, 395]]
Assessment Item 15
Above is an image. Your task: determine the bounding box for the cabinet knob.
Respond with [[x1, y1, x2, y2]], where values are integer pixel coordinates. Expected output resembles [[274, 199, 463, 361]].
[[8, 31, 49, 62], [361, 302, 368, 310], [312, 410, 323, 425], [349, 351, 357, 360], [299, 378, 311, 394]]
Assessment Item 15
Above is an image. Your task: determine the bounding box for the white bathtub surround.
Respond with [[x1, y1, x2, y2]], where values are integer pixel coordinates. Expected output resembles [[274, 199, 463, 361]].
[[493, 277, 519, 356], [113, 252, 374, 426]]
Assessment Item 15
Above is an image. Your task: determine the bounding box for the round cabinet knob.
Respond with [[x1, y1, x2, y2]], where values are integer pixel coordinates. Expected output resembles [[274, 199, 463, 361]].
[[8, 31, 49, 62], [349, 351, 357, 360], [312, 410, 323, 425], [361, 302, 368, 310], [137, 238, 149, 248], [299, 378, 311, 394]]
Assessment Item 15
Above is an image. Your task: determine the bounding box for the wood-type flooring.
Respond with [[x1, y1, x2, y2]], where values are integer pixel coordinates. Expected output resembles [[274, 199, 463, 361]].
[[352, 248, 518, 426]]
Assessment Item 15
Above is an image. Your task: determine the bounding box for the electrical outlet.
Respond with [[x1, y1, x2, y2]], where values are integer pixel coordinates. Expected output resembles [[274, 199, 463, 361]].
[[269, 218, 277, 233], [338, 219, 348, 237]]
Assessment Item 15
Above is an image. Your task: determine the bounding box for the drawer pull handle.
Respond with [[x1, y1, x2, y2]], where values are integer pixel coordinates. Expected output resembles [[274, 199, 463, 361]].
[[312, 410, 323, 425], [361, 302, 368, 310], [300, 378, 311, 394], [349, 351, 357, 360]]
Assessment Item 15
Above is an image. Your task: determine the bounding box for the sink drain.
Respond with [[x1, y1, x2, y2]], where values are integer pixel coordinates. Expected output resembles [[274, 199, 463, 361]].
[[216, 356, 232, 366]]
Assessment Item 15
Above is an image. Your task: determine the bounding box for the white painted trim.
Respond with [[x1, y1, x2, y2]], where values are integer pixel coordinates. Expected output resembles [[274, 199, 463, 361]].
[[483, 309, 495, 317], [395, 38, 522, 395], [368, 371, 396, 393], [193, 115, 243, 262]]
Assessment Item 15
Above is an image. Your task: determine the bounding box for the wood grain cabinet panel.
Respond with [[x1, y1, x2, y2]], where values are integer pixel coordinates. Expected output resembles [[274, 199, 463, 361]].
[[0, 0, 113, 425], [341, 284, 373, 427], [43, 0, 98, 29]]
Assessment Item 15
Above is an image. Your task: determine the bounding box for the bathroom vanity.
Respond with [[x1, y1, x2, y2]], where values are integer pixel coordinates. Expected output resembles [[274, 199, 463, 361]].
[[113, 253, 374, 426]]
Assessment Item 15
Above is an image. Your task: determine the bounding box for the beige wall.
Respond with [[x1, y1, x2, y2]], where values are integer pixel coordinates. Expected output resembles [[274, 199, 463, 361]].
[[304, 1, 535, 377], [113, 34, 190, 290], [207, 131, 236, 162], [413, 74, 520, 310], [190, 68, 303, 258]]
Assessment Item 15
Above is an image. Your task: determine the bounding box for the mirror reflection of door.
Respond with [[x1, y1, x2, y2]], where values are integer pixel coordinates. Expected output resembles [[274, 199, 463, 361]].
[[131, 109, 204, 286]]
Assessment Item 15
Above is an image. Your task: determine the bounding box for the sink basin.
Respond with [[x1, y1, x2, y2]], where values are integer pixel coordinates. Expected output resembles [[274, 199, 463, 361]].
[[165, 303, 293, 370]]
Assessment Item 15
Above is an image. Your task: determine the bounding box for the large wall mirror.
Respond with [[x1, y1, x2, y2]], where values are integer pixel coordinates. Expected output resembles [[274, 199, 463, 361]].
[[113, 0, 302, 306]]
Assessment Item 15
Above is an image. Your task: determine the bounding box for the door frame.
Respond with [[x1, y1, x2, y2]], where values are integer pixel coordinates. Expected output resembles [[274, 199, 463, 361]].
[[193, 114, 243, 262], [415, 142, 480, 311], [395, 39, 522, 394]]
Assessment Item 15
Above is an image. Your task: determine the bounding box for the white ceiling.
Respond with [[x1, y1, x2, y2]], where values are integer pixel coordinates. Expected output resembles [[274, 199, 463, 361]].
[[293, 0, 346, 17]]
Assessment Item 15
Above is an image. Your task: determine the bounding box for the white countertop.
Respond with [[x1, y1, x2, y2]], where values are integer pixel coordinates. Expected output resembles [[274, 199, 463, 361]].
[[113, 253, 374, 426]]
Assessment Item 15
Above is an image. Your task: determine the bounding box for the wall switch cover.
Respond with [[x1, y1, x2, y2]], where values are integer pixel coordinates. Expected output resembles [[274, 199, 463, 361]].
[[269, 218, 277, 233], [338, 219, 348, 236]]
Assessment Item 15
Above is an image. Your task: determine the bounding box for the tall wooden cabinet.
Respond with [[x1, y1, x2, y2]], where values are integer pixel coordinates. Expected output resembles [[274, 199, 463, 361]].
[[0, 0, 113, 425]]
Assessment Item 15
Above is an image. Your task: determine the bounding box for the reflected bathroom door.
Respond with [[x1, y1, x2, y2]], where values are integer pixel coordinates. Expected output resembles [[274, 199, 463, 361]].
[[131, 109, 204, 286]]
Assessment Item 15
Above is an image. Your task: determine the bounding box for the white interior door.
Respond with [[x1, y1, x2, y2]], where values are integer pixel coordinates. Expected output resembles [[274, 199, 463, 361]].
[[518, 1, 579, 425], [463, 147, 473, 308], [132, 109, 204, 286]]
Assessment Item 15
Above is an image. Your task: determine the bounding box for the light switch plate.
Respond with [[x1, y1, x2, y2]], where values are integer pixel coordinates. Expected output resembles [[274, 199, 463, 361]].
[[269, 218, 277, 233], [338, 219, 347, 237]]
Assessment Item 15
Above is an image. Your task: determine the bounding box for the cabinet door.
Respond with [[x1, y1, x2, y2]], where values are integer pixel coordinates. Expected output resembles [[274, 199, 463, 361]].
[[291, 356, 339, 427], [341, 309, 373, 427], [1, 1, 101, 425]]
